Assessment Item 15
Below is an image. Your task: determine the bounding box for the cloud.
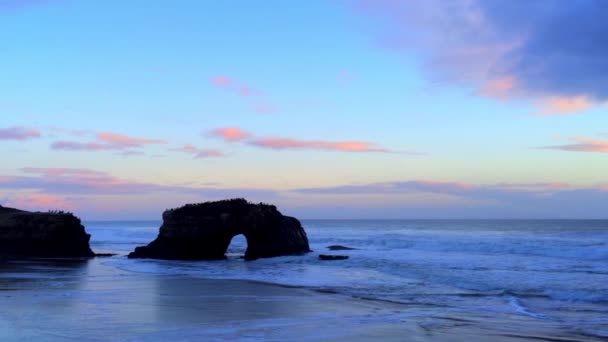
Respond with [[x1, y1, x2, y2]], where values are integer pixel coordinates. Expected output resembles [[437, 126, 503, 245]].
[[210, 75, 259, 97], [353, 0, 608, 110], [0, 167, 275, 198], [51, 131, 166, 153], [116, 151, 145, 157], [291, 179, 608, 218], [535, 96, 596, 116], [479, 76, 517, 99], [210, 127, 401, 153], [2, 168, 607, 218], [253, 103, 277, 114], [291, 180, 582, 204], [248, 137, 390, 153], [0, 126, 41, 140], [51, 141, 116, 151], [210, 127, 251, 142], [20, 167, 106, 177], [544, 137, 608, 153], [170, 144, 225, 158], [210, 75, 278, 114], [3, 193, 76, 211], [47, 126, 90, 137], [96, 132, 166, 147]]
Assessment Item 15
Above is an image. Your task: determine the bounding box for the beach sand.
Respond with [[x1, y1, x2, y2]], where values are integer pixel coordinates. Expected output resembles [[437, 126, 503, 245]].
[[0, 258, 602, 341]]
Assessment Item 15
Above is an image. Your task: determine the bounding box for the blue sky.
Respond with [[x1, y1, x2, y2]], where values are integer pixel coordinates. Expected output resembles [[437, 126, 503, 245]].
[[1, 0, 607, 219]]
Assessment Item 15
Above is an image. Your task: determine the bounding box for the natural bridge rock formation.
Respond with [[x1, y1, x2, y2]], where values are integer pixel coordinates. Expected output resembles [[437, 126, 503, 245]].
[[128, 199, 311, 260], [0, 205, 94, 257]]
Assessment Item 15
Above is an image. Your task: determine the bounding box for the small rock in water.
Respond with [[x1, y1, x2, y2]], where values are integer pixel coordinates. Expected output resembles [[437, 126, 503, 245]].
[[326, 245, 357, 251], [319, 254, 349, 261], [94, 253, 117, 257]]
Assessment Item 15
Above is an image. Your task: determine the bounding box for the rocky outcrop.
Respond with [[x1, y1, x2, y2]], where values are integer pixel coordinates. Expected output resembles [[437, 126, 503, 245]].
[[129, 199, 311, 260], [319, 254, 349, 261], [327, 245, 357, 251], [0, 205, 94, 257]]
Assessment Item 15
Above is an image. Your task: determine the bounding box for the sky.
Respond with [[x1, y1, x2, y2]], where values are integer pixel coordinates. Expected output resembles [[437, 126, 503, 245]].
[[1, 0, 607, 219]]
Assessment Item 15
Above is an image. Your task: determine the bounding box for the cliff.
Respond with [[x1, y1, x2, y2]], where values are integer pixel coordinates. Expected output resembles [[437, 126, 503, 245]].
[[0, 205, 94, 257]]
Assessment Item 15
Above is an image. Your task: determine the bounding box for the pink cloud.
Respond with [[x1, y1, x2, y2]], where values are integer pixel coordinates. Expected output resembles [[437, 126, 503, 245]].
[[419, 180, 473, 190], [0, 167, 275, 201], [51, 131, 167, 153], [535, 96, 596, 116], [248, 137, 389, 153], [210, 127, 251, 142], [211, 76, 234, 87], [20, 167, 106, 178], [170, 144, 224, 158], [545, 137, 608, 153], [5, 193, 76, 211], [479, 76, 517, 99], [253, 103, 277, 114], [51, 141, 115, 151], [210, 75, 259, 97], [0, 126, 41, 140], [96, 132, 167, 147], [209, 127, 401, 153]]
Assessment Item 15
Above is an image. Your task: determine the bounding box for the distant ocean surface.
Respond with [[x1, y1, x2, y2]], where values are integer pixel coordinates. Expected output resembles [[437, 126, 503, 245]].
[[86, 219, 608, 338]]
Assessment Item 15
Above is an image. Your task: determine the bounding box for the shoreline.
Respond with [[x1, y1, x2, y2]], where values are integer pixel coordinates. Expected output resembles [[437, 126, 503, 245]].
[[1, 257, 606, 341]]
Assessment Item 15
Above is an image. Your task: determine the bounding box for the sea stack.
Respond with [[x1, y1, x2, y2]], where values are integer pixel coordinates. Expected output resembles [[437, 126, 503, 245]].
[[129, 198, 311, 260], [0, 205, 94, 257]]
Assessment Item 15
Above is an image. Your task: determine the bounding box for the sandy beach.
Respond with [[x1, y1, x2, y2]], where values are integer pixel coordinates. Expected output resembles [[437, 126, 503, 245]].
[[0, 257, 603, 342]]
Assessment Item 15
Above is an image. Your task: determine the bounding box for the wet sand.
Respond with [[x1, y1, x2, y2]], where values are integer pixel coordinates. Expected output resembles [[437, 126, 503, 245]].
[[0, 258, 603, 341]]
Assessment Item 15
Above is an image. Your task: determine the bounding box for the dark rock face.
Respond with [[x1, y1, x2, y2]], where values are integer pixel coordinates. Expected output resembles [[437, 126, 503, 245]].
[[128, 199, 311, 261], [319, 254, 349, 261], [0, 205, 94, 257]]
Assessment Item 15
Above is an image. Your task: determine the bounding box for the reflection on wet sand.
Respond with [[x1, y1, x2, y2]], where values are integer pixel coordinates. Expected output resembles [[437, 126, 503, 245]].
[[0, 258, 91, 291], [0, 258, 604, 341]]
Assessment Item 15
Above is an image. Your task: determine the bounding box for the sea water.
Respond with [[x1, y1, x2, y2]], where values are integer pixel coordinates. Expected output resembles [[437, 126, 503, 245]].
[[87, 219, 608, 338]]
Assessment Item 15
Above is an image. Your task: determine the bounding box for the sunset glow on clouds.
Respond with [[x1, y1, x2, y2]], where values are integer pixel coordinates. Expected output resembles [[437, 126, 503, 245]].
[[210, 76, 258, 97], [357, 0, 608, 113], [170, 144, 225, 158], [4, 193, 76, 211], [1, 0, 607, 218], [545, 137, 608, 153], [248, 137, 389, 153], [209, 127, 393, 153], [210, 127, 251, 142], [51, 132, 167, 153], [0, 126, 41, 140], [535, 96, 597, 116]]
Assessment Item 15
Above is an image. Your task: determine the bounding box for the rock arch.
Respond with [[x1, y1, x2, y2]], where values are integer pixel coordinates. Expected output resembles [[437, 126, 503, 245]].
[[128, 199, 311, 260]]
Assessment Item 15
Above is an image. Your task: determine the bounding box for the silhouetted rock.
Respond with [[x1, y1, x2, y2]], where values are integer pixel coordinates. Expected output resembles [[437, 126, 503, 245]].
[[128, 199, 311, 260], [327, 245, 357, 251], [94, 253, 117, 257], [0, 205, 94, 257], [319, 254, 349, 261]]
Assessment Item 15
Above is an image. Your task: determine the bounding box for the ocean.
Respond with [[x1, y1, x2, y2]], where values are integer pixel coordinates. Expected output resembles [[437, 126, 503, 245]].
[[86, 219, 608, 339]]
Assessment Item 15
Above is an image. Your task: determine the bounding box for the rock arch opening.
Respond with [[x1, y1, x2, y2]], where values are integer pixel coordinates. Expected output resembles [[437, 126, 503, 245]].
[[226, 234, 248, 258]]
